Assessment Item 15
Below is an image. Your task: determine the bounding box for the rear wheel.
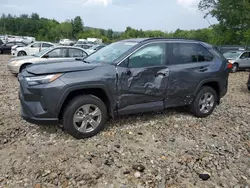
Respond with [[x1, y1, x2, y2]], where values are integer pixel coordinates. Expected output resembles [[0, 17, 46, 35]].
[[63, 95, 108, 139], [17, 51, 26, 56], [190, 86, 218, 118]]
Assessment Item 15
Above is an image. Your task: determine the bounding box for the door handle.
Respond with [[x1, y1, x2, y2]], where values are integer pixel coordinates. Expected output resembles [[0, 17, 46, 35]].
[[198, 67, 208, 72], [125, 69, 131, 75]]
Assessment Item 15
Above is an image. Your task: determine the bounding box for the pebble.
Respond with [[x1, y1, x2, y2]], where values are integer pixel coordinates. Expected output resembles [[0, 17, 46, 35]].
[[134, 172, 141, 178]]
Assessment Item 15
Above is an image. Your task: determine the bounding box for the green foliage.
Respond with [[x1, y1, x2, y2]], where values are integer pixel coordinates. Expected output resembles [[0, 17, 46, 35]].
[[0, 12, 249, 45]]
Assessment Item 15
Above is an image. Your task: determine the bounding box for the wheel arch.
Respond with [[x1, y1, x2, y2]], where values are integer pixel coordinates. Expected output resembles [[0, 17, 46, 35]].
[[57, 85, 115, 121], [194, 80, 221, 103]]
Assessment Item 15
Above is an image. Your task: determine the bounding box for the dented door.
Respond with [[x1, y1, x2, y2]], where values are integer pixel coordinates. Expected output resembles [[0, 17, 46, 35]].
[[116, 42, 169, 110]]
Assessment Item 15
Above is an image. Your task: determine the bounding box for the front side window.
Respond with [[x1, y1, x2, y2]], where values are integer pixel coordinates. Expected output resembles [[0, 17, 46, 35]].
[[68, 49, 87, 58], [6, 42, 15, 47], [128, 43, 165, 68], [240, 52, 250, 59], [46, 48, 67, 58], [172, 43, 213, 64], [31, 43, 41, 48]]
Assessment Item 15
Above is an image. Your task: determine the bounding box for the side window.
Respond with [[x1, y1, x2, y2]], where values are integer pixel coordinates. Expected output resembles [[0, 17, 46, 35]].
[[46, 48, 67, 58], [69, 49, 87, 58], [6, 42, 14, 47], [31, 43, 41, 48], [42, 43, 53, 48], [128, 43, 165, 68], [172, 43, 213, 64], [240, 52, 250, 59], [16, 43, 26, 47]]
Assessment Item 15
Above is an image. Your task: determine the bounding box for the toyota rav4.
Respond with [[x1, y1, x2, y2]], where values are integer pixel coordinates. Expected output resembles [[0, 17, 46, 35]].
[[18, 38, 229, 139]]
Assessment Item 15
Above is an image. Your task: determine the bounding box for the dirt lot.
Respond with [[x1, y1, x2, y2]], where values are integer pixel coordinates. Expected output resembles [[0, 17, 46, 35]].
[[0, 55, 250, 188]]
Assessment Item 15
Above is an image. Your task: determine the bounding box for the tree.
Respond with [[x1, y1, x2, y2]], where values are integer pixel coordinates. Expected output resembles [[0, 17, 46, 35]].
[[199, 0, 250, 31], [72, 16, 83, 37]]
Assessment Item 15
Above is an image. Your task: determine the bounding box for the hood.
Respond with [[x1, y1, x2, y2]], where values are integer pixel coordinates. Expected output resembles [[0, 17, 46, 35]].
[[26, 60, 100, 75], [11, 56, 35, 61]]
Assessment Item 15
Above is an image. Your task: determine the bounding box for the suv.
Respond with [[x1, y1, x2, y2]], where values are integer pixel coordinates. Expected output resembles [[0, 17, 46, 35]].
[[223, 50, 250, 73], [18, 38, 229, 139]]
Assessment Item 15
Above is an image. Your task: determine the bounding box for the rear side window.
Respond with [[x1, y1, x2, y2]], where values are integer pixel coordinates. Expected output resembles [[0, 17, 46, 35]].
[[171, 43, 213, 64]]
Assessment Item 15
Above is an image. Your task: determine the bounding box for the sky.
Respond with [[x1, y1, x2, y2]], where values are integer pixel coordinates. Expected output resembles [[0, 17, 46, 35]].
[[0, 0, 216, 32]]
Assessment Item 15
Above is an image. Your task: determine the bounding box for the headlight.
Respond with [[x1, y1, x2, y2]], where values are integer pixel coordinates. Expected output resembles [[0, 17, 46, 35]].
[[228, 60, 233, 63], [25, 74, 62, 86]]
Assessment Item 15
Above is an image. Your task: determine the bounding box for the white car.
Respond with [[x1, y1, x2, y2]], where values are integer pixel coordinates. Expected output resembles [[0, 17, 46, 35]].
[[59, 39, 74, 46], [8, 46, 88, 74], [12, 41, 55, 56], [85, 44, 106, 55]]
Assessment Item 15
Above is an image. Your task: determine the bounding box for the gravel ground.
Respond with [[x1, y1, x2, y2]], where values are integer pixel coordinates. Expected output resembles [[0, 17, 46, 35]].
[[0, 55, 250, 188]]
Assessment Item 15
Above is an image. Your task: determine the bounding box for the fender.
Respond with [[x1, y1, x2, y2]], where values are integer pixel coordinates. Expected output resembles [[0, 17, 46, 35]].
[[194, 78, 221, 96], [56, 83, 115, 115]]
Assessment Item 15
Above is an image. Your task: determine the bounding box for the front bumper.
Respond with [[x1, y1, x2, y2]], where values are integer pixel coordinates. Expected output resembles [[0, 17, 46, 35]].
[[18, 73, 66, 125], [7, 64, 19, 74]]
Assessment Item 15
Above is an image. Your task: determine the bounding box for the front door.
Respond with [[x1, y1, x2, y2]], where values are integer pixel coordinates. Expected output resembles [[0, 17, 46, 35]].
[[41, 48, 69, 63], [239, 52, 250, 68], [116, 42, 169, 115], [28, 42, 41, 55]]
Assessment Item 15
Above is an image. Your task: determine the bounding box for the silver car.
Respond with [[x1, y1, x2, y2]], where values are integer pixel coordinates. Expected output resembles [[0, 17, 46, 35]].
[[223, 51, 250, 72], [7, 46, 88, 74]]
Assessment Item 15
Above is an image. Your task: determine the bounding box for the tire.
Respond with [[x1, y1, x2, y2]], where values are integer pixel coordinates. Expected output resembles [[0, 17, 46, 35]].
[[17, 51, 26, 56], [190, 86, 218, 118], [0, 50, 3, 54], [231, 63, 238, 73], [63, 95, 108, 139], [19, 63, 31, 73]]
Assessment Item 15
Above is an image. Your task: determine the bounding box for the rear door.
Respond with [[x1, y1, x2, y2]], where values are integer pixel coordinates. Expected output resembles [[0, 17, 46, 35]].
[[165, 42, 215, 107], [117, 42, 169, 114], [68, 48, 88, 60]]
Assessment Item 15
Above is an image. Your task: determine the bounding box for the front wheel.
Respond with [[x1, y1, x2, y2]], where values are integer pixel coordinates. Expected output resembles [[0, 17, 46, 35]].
[[17, 51, 26, 56], [231, 64, 238, 73], [63, 95, 108, 139], [190, 86, 218, 118]]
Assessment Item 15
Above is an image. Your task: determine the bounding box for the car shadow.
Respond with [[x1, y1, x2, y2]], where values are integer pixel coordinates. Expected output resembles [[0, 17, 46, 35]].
[[33, 106, 191, 138]]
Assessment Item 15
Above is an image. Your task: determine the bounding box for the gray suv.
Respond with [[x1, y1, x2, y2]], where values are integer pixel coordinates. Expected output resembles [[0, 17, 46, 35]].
[[223, 50, 250, 72], [18, 38, 229, 139]]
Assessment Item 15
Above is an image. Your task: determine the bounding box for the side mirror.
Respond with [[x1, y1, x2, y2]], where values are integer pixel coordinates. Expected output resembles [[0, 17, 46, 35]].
[[43, 54, 49, 58]]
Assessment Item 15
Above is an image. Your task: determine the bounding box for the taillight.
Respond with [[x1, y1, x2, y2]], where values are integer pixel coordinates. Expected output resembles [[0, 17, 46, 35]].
[[227, 63, 233, 69]]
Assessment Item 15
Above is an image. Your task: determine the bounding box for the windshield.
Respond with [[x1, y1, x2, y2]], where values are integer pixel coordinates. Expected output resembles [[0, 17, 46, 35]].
[[223, 51, 242, 59], [32, 48, 52, 57], [84, 41, 138, 64]]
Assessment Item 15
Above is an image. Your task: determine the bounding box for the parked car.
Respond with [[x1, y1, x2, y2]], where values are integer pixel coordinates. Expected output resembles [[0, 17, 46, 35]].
[[248, 72, 250, 91], [85, 44, 106, 55], [18, 38, 229, 139], [0, 41, 28, 54], [59, 39, 74, 46], [223, 50, 250, 72], [12, 41, 55, 56], [8, 46, 88, 74], [74, 44, 93, 50]]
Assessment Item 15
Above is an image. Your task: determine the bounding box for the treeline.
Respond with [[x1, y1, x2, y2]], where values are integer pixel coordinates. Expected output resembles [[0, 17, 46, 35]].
[[0, 13, 250, 45]]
